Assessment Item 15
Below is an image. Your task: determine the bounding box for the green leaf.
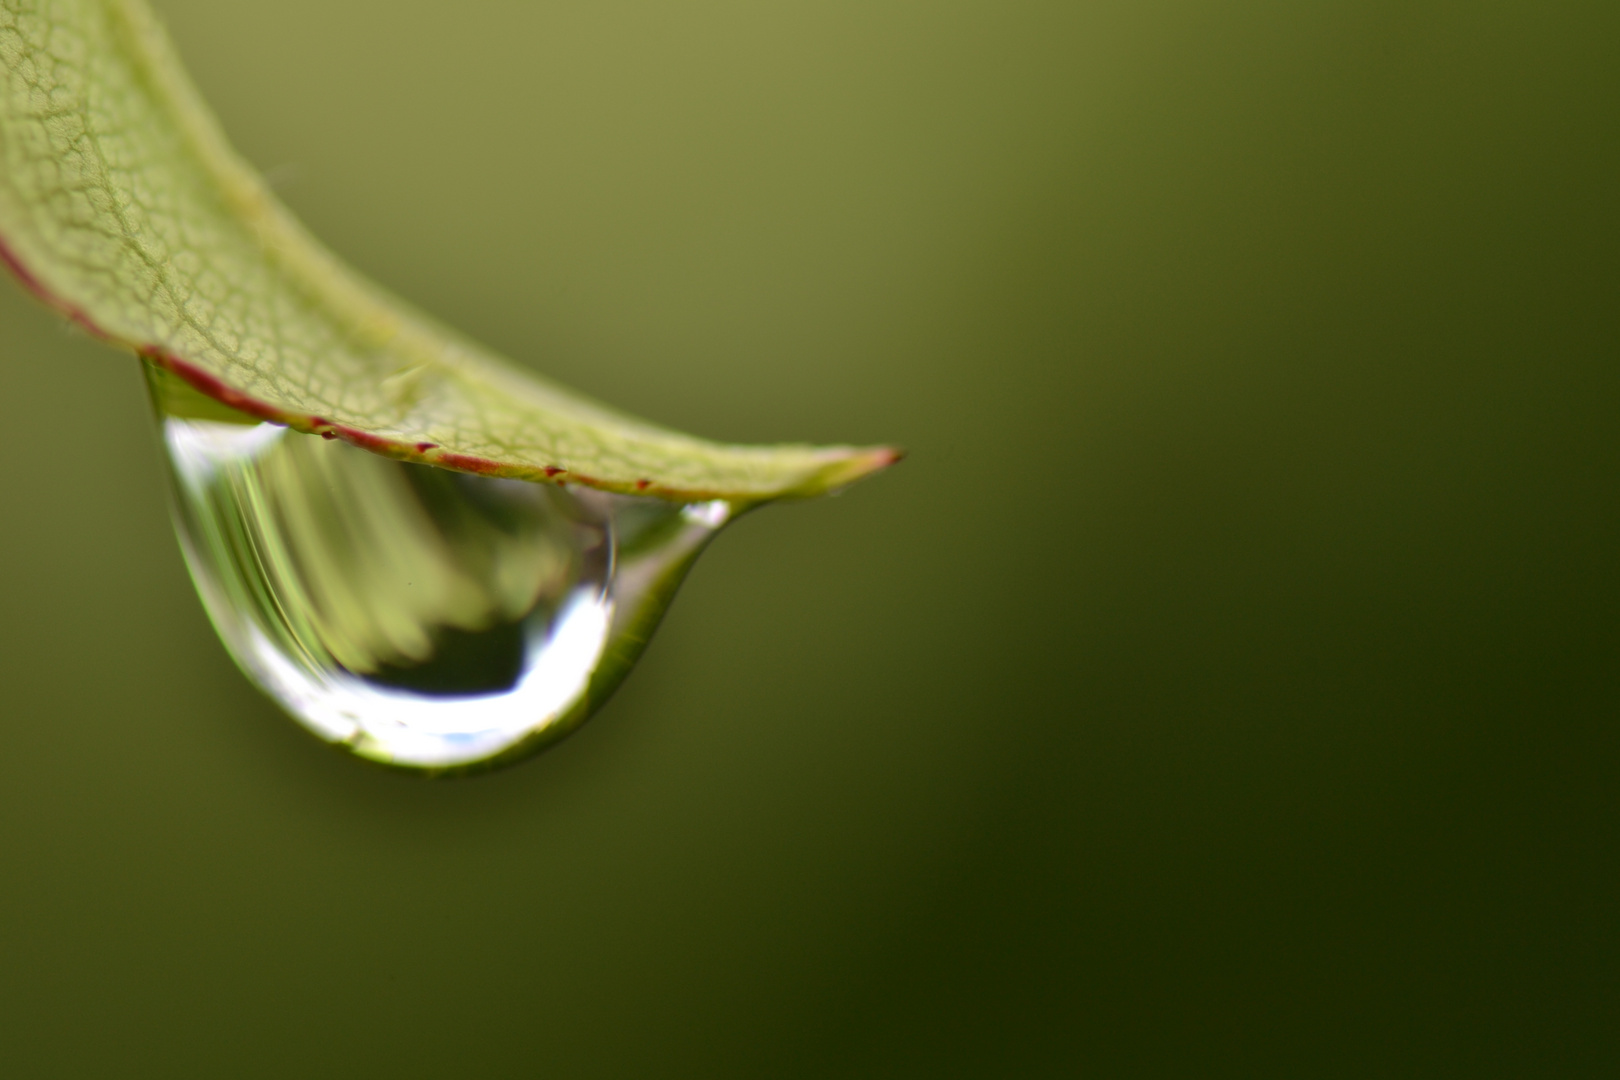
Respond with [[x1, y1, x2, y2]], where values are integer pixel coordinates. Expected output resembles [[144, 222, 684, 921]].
[[0, 0, 899, 501]]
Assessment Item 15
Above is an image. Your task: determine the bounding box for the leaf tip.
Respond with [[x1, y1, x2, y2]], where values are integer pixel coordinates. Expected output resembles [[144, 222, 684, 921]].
[[800, 443, 906, 497]]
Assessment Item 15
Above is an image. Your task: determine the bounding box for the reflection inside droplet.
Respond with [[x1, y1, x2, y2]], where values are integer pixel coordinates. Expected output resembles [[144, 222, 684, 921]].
[[145, 362, 731, 772]]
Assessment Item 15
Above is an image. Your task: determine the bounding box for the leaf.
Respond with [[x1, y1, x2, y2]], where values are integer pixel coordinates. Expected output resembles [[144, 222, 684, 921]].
[[0, 0, 899, 501]]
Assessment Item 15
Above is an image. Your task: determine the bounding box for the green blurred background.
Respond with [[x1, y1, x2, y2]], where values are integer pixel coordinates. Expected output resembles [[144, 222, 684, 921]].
[[2, 1, 1617, 1074]]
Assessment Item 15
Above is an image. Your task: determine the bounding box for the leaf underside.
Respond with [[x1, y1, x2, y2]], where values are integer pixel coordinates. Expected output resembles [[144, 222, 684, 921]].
[[0, 0, 898, 501]]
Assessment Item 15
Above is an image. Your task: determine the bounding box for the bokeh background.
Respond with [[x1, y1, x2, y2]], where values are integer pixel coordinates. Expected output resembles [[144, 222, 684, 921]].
[[2, 1, 1617, 1075]]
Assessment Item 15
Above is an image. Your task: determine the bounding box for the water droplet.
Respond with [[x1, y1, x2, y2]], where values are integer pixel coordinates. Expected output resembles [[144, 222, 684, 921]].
[[144, 362, 731, 773]]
